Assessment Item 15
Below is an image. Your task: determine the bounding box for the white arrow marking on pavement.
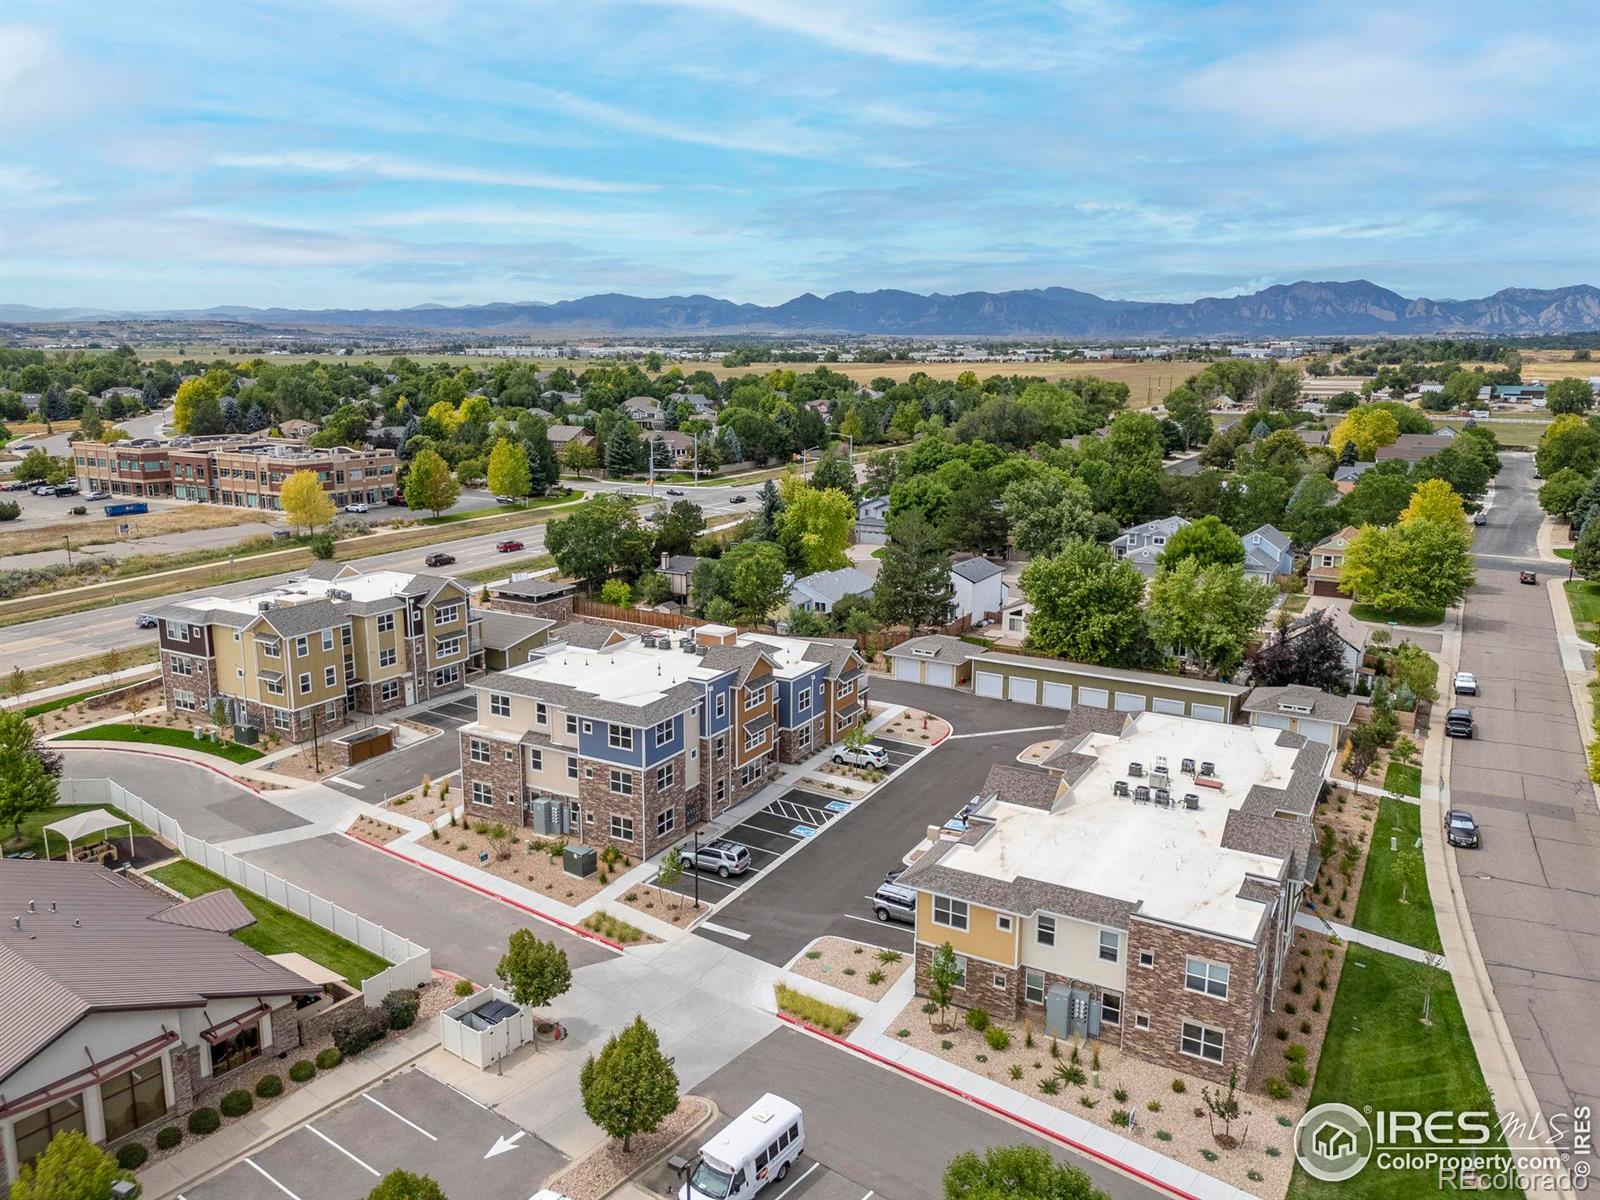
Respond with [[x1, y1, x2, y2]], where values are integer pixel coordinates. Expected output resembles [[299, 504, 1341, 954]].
[[485, 1130, 527, 1159]]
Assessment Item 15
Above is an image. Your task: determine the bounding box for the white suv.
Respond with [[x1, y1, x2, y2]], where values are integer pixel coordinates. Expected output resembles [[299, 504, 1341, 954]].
[[833, 743, 889, 769]]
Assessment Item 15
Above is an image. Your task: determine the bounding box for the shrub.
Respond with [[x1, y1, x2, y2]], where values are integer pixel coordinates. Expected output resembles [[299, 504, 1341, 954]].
[[1277, 1115, 1294, 1128], [804, 949, 822, 960], [454, 979, 475, 997], [220, 1089, 253, 1118], [866, 968, 886, 985], [941, 1039, 954, 1051], [155, 1126, 183, 1151], [1009, 1065, 1024, 1080], [1110, 1109, 1131, 1127], [898, 1029, 910, 1038], [1311, 995, 1323, 1013], [984, 1026, 1010, 1051], [1038, 1078, 1061, 1096], [0, 501, 19, 521], [1284, 1043, 1308, 1063], [187, 1107, 220, 1135], [289, 1060, 316, 1084], [1300, 1019, 1312, 1034], [315, 1047, 344, 1070], [382, 988, 421, 1032], [1146, 1099, 1162, 1112], [876, 948, 903, 964], [1263, 1077, 1291, 1100], [1286, 1063, 1310, 1088], [964, 1007, 990, 1032], [1078, 1095, 1097, 1109], [333, 1007, 390, 1058], [1055, 1064, 1087, 1087], [773, 983, 858, 1035], [1113, 1086, 1128, 1102], [1171, 1078, 1187, 1093], [1248, 1169, 1265, 1183], [255, 1074, 284, 1099], [1200, 1149, 1218, 1162], [1155, 1129, 1172, 1142], [1266, 1145, 1282, 1157], [1283, 1001, 1297, 1014], [974, 1053, 987, 1063], [1274, 1028, 1288, 1040], [116, 1142, 148, 1169]]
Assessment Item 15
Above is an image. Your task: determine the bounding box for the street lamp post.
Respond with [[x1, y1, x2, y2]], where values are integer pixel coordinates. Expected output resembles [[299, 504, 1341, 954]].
[[692, 828, 700, 909]]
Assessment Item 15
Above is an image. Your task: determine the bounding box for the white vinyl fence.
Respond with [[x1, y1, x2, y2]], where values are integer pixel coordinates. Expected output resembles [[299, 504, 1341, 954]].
[[59, 779, 431, 1006], [438, 987, 536, 1070]]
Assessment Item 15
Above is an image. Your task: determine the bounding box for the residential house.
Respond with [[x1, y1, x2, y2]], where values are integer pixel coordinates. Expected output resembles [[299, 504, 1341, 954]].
[[788, 567, 875, 615], [999, 596, 1032, 643], [648, 430, 696, 469], [0, 861, 321, 1183], [458, 624, 868, 859], [148, 563, 475, 739], [899, 712, 1327, 1082], [476, 610, 556, 671], [855, 495, 890, 545], [546, 425, 594, 452], [1243, 685, 1357, 751], [490, 577, 577, 623], [1306, 526, 1359, 596], [1292, 428, 1329, 449], [278, 418, 318, 439], [1375, 431, 1454, 464], [1241, 525, 1293, 583], [950, 558, 1005, 624], [666, 390, 716, 416], [659, 554, 702, 602], [1110, 517, 1190, 577], [622, 396, 663, 429], [1289, 606, 1370, 688], [1332, 463, 1372, 487]]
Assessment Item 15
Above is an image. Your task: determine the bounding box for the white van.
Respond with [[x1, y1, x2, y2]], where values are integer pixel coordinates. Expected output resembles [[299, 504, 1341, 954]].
[[680, 1093, 804, 1199]]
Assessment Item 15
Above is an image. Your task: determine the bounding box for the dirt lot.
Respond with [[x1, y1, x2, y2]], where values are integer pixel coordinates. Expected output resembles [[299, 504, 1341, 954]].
[[788, 936, 910, 1001], [5, 504, 269, 556]]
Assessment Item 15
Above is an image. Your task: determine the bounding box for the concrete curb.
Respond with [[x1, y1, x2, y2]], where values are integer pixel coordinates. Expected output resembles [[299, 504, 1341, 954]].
[[52, 742, 266, 792], [1544, 576, 1599, 817]]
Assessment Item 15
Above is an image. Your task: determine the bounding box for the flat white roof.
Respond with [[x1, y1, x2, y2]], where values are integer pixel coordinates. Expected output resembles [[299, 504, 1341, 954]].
[[946, 713, 1297, 939], [502, 638, 716, 709], [176, 569, 433, 618]]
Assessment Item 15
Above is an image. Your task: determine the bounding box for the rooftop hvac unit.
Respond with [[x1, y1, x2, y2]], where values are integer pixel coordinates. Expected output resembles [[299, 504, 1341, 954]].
[[1128, 761, 1144, 777], [1184, 794, 1200, 810], [1154, 755, 1168, 773], [1112, 779, 1130, 798], [1181, 757, 1196, 775], [1200, 761, 1215, 777], [329, 589, 351, 601], [682, 642, 696, 654], [1154, 788, 1171, 807], [257, 600, 273, 611], [1132, 785, 1151, 804]]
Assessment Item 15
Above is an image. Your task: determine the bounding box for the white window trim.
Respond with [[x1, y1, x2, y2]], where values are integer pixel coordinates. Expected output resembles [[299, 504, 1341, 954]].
[[1138, 949, 1155, 969], [608, 725, 634, 750], [995, 914, 1012, 932], [609, 814, 634, 841], [608, 768, 634, 796], [1099, 929, 1120, 963], [1036, 914, 1056, 946], [653, 719, 672, 747], [931, 894, 969, 932], [490, 693, 512, 718], [469, 739, 489, 764], [434, 604, 460, 626], [1185, 957, 1231, 1000], [1180, 1021, 1225, 1064], [298, 672, 311, 695]]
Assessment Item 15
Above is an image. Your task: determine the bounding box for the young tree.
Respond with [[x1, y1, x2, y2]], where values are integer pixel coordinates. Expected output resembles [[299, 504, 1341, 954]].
[[721, 541, 788, 624], [561, 438, 598, 479], [580, 1016, 680, 1151], [926, 942, 960, 1031], [1200, 1063, 1246, 1148], [487, 436, 532, 501], [281, 468, 336, 533], [404, 448, 461, 517], [1018, 539, 1153, 667], [1405, 952, 1447, 1026], [6, 666, 27, 702], [0, 709, 59, 842], [1345, 737, 1378, 783], [874, 509, 954, 632], [496, 929, 573, 1015], [1394, 845, 1425, 905], [775, 477, 855, 574], [657, 847, 686, 908], [754, 479, 784, 541], [1147, 559, 1275, 678], [368, 1169, 449, 1200], [1157, 515, 1244, 570], [943, 1145, 1109, 1200], [9, 1130, 134, 1200]]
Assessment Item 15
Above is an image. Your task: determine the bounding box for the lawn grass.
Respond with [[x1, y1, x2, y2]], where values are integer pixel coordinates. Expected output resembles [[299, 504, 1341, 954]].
[[22, 685, 119, 718], [1286, 945, 1517, 1200], [458, 554, 555, 585], [1383, 761, 1422, 798], [1564, 579, 1600, 644], [2, 804, 153, 860], [4, 644, 161, 703], [57, 723, 264, 763], [1554, 548, 1573, 560], [1352, 798, 1442, 954], [1350, 602, 1446, 627], [149, 860, 389, 986]]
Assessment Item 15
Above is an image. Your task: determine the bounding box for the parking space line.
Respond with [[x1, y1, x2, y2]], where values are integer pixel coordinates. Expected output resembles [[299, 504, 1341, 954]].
[[842, 913, 912, 935], [773, 1162, 820, 1199], [363, 1093, 438, 1140], [698, 920, 750, 939], [245, 1158, 304, 1200], [305, 1123, 381, 1177]]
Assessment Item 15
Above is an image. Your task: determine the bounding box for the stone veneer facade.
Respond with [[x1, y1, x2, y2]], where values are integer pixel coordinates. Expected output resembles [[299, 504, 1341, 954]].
[[161, 650, 221, 717], [777, 714, 825, 764], [491, 594, 574, 624]]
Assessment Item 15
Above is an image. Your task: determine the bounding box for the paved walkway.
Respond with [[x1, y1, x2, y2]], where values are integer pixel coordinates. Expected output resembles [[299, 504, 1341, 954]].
[[1292, 911, 1442, 965]]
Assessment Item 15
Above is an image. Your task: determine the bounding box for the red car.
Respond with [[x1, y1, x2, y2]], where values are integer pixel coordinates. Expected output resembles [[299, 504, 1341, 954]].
[[496, 539, 525, 553]]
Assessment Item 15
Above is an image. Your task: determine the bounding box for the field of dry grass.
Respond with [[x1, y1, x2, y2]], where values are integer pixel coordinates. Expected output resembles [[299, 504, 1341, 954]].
[[5, 419, 82, 440], [3, 504, 270, 556]]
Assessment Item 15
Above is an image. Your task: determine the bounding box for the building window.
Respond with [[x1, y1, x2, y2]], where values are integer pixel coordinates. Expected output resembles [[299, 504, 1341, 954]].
[[298, 672, 311, 694], [295, 636, 308, 656], [715, 693, 726, 720], [164, 620, 187, 641], [1138, 949, 1155, 968], [322, 630, 334, 651], [469, 739, 489, 764], [12, 1097, 87, 1167], [535, 702, 547, 724], [380, 680, 401, 703], [951, 954, 967, 988], [471, 781, 492, 806], [324, 665, 337, 687], [656, 808, 675, 837], [567, 715, 579, 736], [654, 718, 673, 747], [1024, 970, 1044, 1005], [261, 639, 280, 658], [996, 914, 1012, 932], [744, 684, 766, 710], [1036, 914, 1056, 946], [173, 690, 196, 711], [169, 656, 193, 676], [490, 693, 511, 717], [992, 972, 1006, 989], [1100, 992, 1122, 1026], [1135, 1012, 1150, 1031], [433, 665, 461, 688], [528, 748, 542, 771], [379, 647, 397, 668], [609, 769, 634, 796], [209, 1022, 262, 1074], [715, 736, 725, 762], [610, 814, 634, 841], [1185, 958, 1230, 999], [437, 637, 461, 658], [435, 604, 460, 625], [608, 725, 634, 750], [797, 686, 812, 714], [101, 1060, 169, 1142], [743, 725, 763, 752], [273, 709, 292, 731], [1099, 930, 1120, 963], [377, 613, 395, 633], [567, 755, 579, 780], [342, 626, 352, 646], [932, 895, 968, 931], [264, 677, 284, 696], [715, 778, 726, 805], [1180, 1021, 1225, 1064], [656, 762, 675, 791]]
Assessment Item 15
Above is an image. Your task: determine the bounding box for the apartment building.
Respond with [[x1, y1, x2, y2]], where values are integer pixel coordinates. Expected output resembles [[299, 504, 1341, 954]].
[[72, 436, 398, 509], [459, 623, 868, 860], [899, 711, 1327, 1083], [148, 563, 474, 739]]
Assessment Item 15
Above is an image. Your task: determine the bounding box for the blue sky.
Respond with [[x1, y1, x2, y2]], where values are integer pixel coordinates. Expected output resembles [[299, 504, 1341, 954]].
[[2, 0, 1596, 311]]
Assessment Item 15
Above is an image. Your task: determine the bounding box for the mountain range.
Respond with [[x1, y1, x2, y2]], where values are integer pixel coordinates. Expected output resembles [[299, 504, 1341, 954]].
[[4, 281, 1597, 338]]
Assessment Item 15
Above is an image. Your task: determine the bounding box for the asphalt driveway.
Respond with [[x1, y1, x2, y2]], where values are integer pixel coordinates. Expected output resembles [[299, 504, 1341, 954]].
[[59, 749, 308, 842]]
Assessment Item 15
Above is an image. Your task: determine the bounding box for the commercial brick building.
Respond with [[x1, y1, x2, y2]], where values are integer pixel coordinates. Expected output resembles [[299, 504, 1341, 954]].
[[458, 623, 868, 860], [900, 712, 1328, 1083]]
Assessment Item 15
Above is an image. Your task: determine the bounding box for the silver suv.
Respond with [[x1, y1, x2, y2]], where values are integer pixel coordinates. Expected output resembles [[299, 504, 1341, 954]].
[[688, 839, 751, 878], [871, 882, 917, 924]]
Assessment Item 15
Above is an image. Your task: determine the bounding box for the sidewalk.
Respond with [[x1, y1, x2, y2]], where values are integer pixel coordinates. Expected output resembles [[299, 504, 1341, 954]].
[[141, 1023, 439, 1200], [2, 664, 161, 713], [1292, 910, 1442, 965]]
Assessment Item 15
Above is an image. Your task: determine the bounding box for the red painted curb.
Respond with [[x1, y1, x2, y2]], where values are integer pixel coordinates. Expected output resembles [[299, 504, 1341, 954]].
[[56, 744, 263, 793], [342, 831, 627, 953], [773, 1013, 1201, 1200]]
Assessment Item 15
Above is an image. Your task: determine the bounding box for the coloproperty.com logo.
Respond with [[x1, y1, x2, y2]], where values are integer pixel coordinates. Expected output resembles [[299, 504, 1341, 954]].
[[1294, 1102, 1593, 1191]]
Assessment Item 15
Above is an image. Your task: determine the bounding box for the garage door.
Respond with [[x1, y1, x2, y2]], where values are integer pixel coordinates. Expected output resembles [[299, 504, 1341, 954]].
[[1007, 676, 1038, 705], [926, 662, 954, 688], [1042, 682, 1072, 709], [1151, 697, 1185, 716], [974, 670, 1004, 698], [1190, 704, 1226, 723], [1254, 712, 1290, 730], [1300, 722, 1333, 744], [894, 657, 921, 683], [1078, 687, 1109, 708], [1114, 692, 1147, 712]]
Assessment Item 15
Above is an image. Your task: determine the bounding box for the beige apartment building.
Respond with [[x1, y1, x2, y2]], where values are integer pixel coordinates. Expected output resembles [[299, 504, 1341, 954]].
[[149, 563, 476, 739]]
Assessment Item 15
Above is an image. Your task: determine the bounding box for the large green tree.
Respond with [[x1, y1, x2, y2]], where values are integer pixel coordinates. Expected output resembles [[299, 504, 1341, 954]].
[[721, 541, 788, 624], [1536, 414, 1600, 479], [604, 421, 643, 478], [1147, 559, 1275, 677], [873, 509, 954, 632], [809, 447, 857, 499], [1001, 474, 1101, 559], [1546, 377, 1595, 416], [1157, 515, 1243, 570], [368, 1169, 448, 1200], [546, 493, 648, 588], [1018, 539, 1153, 666], [1340, 520, 1475, 614], [579, 1016, 679, 1152], [775, 477, 854, 574], [1538, 468, 1590, 520], [0, 709, 58, 841], [943, 1144, 1109, 1200], [403, 447, 461, 517], [495, 930, 572, 1014], [487, 436, 532, 501]]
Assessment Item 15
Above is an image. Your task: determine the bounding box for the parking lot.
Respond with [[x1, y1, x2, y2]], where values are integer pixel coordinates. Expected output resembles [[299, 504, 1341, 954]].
[[836, 736, 921, 774], [183, 1068, 563, 1200], [416, 696, 478, 729]]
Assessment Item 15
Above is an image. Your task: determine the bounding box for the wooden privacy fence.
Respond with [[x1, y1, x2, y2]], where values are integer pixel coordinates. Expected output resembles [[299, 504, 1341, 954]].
[[572, 598, 973, 656], [57, 778, 431, 1007]]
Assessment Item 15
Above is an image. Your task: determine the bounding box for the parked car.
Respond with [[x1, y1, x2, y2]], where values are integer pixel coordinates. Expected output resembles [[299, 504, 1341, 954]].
[[1453, 672, 1478, 696], [386, 494, 408, 506], [344, 502, 368, 513], [12, 444, 34, 452], [2, 479, 29, 491], [1472, 512, 1487, 526], [1445, 809, 1481, 849], [729, 494, 747, 504], [1519, 570, 1537, 585], [1444, 707, 1475, 738], [134, 613, 158, 629], [85, 490, 110, 501], [424, 552, 456, 568], [688, 839, 751, 878], [833, 743, 889, 769], [495, 495, 520, 504], [870, 882, 917, 924], [32, 484, 56, 496], [495, 539, 525, 553], [665, 488, 684, 496]]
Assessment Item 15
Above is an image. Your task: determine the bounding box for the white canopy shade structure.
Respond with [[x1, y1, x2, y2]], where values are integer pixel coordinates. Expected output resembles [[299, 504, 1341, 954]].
[[42, 808, 135, 863]]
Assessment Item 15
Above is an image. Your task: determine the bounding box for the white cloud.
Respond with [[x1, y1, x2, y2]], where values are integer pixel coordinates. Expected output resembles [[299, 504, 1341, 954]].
[[212, 150, 655, 194]]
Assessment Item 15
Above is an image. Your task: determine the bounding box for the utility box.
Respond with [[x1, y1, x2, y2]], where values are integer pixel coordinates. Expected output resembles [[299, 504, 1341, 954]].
[[530, 798, 568, 836], [562, 846, 597, 878], [233, 724, 259, 745]]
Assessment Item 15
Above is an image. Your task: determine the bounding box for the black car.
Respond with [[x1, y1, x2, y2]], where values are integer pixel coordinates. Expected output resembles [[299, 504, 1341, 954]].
[[386, 494, 408, 506], [1519, 570, 1537, 585], [424, 551, 456, 568], [729, 494, 747, 504], [1444, 706, 1474, 738], [1445, 809, 1480, 848]]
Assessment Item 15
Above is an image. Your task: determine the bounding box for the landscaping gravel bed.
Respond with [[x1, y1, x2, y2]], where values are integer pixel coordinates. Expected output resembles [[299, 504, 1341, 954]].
[[788, 936, 910, 1001], [544, 1095, 712, 1200]]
